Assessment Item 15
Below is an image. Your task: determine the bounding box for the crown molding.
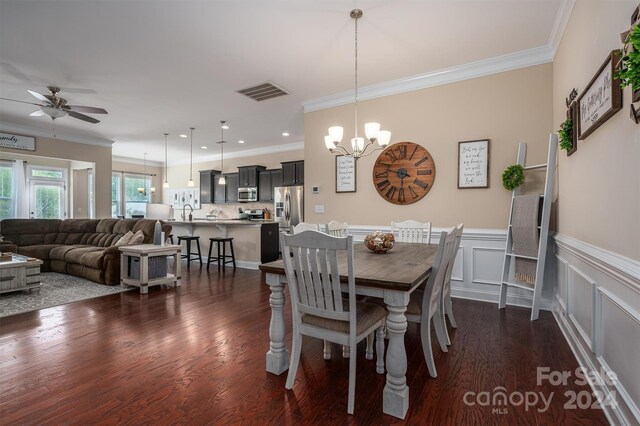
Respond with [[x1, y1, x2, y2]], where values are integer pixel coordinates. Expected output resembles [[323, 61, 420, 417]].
[[0, 121, 114, 147], [169, 141, 305, 166], [548, 0, 576, 60], [112, 155, 164, 168], [302, 0, 575, 113]]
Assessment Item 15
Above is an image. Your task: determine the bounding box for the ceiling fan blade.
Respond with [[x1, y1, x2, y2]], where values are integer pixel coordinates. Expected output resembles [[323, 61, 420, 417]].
[[0, 97, 43, 107], [27, 89, 51, 103], [0, 62, 33, 83], [68, 111, 100, 124], [66, 105, 108, 114], [30, 110, 45, 116]]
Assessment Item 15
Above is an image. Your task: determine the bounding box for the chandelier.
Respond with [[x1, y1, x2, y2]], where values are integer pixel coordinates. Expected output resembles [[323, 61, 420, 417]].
[[324, 9, 391, 159]]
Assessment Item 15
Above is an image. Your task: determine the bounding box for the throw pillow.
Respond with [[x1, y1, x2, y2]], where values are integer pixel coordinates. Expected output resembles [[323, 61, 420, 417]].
[[114, 231, 134, 247], [128, 229, 145, 245]]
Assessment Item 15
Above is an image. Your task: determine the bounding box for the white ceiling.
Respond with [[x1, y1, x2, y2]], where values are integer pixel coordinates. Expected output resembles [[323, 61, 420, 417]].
[[0, 0, 562, 164]]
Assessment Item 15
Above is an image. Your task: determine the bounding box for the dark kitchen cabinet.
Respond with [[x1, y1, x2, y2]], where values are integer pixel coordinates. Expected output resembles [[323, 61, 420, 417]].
[[199, 170, 220, 204], [213, 174, 226, 204], [258, 169, 283, 202], [281, 161, 304, 186], [238, 165, 266, 188], [225, 173, 239, 203]]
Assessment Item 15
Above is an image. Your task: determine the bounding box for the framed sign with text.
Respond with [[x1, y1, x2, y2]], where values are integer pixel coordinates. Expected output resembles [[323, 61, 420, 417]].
[[577, 50, 623, 140], [0, 132, 35, 151], [458, 139, 490, 188], [335, 155, 356, 193]]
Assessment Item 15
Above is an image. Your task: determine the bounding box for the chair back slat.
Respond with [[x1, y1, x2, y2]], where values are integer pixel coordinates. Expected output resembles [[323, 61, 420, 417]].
[[443, 223, 464, 295], [282, 231, 353, 322], [422, 229, 456, 316], [325, 220, 348, 237], [293, 222, 321, 234], [392, 220, 432, 243]]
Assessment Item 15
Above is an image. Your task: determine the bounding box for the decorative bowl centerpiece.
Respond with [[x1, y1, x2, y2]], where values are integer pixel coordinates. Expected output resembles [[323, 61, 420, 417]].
[[364, 231, 395, 254]]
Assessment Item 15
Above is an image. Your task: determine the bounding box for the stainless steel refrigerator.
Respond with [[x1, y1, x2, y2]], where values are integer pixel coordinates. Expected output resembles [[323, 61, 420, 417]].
[[274, 186, 303, 233]]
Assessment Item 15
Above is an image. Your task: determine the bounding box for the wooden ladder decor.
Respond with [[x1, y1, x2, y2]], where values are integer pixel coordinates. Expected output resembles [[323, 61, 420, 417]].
[[498, 134, 557, 320]]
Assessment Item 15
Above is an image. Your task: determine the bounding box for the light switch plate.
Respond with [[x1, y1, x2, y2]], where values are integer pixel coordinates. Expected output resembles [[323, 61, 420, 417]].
[[314, 205, 325, 214]]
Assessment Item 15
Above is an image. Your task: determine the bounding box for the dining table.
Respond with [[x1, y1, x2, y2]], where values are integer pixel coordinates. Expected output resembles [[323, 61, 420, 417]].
[[259, 241, 438, 419]]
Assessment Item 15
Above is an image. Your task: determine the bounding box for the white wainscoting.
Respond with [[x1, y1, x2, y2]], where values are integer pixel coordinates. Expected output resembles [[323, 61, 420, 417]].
[[553, 233, 640, 425], [348, 226, 553, 310]]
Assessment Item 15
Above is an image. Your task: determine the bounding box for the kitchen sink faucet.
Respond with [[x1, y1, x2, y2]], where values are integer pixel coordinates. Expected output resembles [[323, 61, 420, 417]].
[[182, 204, 193, 221]]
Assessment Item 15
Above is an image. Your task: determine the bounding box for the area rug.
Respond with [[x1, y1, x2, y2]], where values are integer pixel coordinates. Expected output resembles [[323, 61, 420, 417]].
[[0, 273, 134, 318]]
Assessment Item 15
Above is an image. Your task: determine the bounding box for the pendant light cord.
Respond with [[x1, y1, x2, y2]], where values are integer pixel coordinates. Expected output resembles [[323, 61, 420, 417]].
[[189, 127, 194, 181], [354, 13, 359, 139], [164, 133, 169, 184]]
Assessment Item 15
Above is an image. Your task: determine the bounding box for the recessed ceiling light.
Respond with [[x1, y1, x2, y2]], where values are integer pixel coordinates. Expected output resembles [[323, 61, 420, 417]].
[[222, 124, 229, 130], [201, 146, 207, 149], [238, 140, 245, 144], [282, 132, 290, 137], [179, 134, 187, 138]]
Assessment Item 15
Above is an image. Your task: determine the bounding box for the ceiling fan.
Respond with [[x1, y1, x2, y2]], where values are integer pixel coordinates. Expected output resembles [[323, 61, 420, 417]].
[[0, 86, 107, 123]]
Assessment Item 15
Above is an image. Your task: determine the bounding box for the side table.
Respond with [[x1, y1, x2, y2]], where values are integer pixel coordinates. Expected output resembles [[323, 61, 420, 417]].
[[119, 244, 181, 294]]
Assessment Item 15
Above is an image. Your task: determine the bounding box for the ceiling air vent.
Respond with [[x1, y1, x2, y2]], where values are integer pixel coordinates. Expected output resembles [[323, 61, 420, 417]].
[[237, 82, 288, 101]]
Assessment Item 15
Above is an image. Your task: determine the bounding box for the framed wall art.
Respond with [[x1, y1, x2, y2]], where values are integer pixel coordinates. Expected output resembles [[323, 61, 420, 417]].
[[577, 50, 623, 140], [458, 139, 490, 189], [335, 155, 356, 193]]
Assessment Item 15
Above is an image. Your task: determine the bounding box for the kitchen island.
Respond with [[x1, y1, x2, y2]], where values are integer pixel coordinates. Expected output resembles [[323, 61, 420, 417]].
[[168, 219, 279, 269]]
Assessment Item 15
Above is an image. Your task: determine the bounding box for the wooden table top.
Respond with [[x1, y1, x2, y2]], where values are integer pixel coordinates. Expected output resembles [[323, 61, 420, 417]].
[[259, 242, 438, 292]]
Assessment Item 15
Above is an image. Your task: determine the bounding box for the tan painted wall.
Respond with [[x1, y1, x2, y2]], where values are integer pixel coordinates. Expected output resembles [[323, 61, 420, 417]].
[[304, 64, 553, 228], [73, 169, 90, 218], [0, 137, 112, 217], [553, 1, 640, 260]]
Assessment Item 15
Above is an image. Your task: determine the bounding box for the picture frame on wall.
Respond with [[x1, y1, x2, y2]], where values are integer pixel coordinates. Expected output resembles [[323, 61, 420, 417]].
[[577, 50, 623, 140], [567, 102, 578, 156], [335, 155, 356, 193], [457, 139, 490, 189]]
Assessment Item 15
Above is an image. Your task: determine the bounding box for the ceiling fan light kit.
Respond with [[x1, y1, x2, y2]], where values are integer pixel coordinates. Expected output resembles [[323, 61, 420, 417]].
[[324, 9, 391, 160]]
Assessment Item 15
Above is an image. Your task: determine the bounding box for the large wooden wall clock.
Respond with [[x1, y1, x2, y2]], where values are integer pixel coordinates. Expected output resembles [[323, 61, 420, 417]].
[[372, 142, 436, 205]]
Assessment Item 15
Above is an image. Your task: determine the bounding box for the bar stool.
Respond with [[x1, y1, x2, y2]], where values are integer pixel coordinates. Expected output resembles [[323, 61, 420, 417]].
[[207, 237, 236, 270], [168, 234, 174, 244], [177, 235, 202, 267]]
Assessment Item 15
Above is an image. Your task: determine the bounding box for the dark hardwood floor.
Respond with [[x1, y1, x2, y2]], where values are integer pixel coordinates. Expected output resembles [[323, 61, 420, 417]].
[[1, 265, 608, 425]]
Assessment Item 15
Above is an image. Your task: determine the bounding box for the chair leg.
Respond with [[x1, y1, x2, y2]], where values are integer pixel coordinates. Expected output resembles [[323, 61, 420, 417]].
[[375, 326, 385, 374], [196, 239, 202, 266], [347, 341, 357, 414], [185, 241, 191, 269], [433, 311, 449, 353], [207, 240, 213, 270], [323, 340, 331, 360], [285, 331, 302, 389], [446, 293, 457, 328], [229, 240, 236, 269], [365, 333, 374, 360], [421, 321, 437, 378], [342, 345, 350, 358]]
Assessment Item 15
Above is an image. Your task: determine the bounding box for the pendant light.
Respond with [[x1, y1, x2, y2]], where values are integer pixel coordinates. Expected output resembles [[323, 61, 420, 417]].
[[324, 9, 391, 159], [217, 120, 227, 185], [138, 153, 149, 195], [187, 127, 195, 187], [162, 132, 170, 188]]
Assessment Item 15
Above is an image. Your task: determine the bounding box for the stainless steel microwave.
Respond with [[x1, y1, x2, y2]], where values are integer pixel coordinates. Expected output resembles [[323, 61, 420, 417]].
[[238, 187, 258, 203]]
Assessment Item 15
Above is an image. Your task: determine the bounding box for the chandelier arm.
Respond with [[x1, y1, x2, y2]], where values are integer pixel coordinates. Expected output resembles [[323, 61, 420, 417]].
[[332, 144, 351, 156], [359, 145, 384, 158]]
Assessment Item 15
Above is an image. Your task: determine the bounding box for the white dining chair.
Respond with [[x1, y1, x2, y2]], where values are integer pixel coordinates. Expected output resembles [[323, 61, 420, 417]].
[[391, 220, 432, 244], [325, 220, 348, 237], [405, 229, 456, 378], [441, 223, 464, 345], [292, 222, 320, 234], [281, 230, 386, 414]]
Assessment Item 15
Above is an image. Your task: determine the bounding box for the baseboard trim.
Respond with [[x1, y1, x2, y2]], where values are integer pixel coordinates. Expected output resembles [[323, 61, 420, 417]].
[[451, 286, 552, 310]]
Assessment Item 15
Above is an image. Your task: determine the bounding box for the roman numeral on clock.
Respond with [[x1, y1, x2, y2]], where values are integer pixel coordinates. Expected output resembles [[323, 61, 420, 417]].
[[377, 180, 390, 190], [417, 169, 432, 175], [385, 150, 398, 161], [413, 179, 428, 189], [409, 144, 419, 160], [398, 188, 406, 203], [414, 156, 429, 166], [375, 170, 389, 178], [408, 186, 419, 199], [385, 186, 397, 200], [397, 144, 407, 159]]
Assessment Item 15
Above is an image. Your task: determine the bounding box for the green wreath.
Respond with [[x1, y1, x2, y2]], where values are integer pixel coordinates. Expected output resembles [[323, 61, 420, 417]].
[[558, 118, 573, 152], [502, 164, 524, 191]]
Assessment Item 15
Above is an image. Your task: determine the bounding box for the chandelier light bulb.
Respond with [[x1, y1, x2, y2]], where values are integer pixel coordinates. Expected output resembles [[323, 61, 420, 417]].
[[324, 135, 335, 150], [328, 126, 344, 143], [187, 179, 194, 187], [365, 122, 381, 140], [219, 175, 226, 185], [163, 181, 170, 188], [377, 130, 391, 147]]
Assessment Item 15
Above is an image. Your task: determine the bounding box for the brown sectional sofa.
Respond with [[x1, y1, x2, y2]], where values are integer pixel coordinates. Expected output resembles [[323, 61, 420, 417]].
[[0, 218, 171, 285]]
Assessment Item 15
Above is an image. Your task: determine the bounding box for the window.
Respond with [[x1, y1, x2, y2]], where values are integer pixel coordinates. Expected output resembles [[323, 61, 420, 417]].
[[0, 161, 14, 219], [112, 172, 150, 218], [28, 166, 67, 219]]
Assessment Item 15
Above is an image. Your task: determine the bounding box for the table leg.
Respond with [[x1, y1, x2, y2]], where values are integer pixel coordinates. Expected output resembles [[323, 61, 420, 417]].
[[174, 250, 182, 287], [265, 273, 289, 375], [383, 291, 410, 419], [140, 254, 149, 294]]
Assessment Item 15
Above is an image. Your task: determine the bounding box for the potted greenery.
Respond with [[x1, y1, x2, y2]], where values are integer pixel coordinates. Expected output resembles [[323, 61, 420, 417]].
[[558, 118, 573, 152]]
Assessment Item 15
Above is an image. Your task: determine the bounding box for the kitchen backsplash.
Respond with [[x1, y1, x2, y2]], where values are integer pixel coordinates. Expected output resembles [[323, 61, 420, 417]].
[[172, 202, 273, 220]]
